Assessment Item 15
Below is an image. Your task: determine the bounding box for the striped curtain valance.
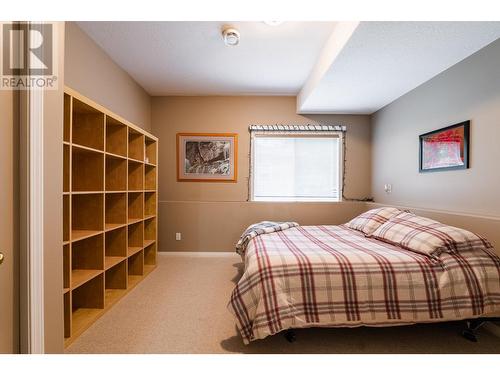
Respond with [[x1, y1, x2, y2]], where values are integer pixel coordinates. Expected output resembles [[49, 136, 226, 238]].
[[249, 124, 346, 133]]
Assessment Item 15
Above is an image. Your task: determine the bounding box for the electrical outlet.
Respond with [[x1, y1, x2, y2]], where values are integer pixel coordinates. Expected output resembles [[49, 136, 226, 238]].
[[384, 184, 392, 194], [175, 232, 182, 241]]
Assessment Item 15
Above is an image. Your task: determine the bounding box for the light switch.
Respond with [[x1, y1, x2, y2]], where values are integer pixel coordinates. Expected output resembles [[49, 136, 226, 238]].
[[175, 232, 182, 241]]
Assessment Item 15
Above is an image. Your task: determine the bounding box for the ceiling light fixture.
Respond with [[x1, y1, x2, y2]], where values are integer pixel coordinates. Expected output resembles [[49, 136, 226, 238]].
[[222, 26, 240, 46], [263, 21, 284, 26]]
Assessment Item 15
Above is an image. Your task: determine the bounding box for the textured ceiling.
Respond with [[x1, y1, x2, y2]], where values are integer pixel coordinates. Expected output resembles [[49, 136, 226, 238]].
[[298, 21, 500, 113], [77, 21, 335, 96]]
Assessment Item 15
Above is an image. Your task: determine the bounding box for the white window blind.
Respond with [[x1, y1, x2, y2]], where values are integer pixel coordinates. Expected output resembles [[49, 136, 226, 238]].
[[251, 133, 342, 202]]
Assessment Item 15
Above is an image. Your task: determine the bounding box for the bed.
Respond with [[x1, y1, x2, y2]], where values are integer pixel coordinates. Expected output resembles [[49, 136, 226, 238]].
[[228, 222, 500, 344]]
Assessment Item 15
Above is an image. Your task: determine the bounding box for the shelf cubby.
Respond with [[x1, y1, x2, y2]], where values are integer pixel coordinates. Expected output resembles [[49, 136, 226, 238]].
[[128, 160, 143, 191], [128, 129, 145, 161], [105, 226, 127, 270], [128, 221, 144, 256], [63, 195, 70, 243], [64, 94, 71, 143], [72, 98, 104, 151], [64, 144, 70, 192], [128, 250, 144, 276], [71, 274, 104, 337], [105, 193, 126, 230], [63, 88, 157, 346], [144, 192, 156, 216], [64, 291, 71, 338], [145, 137, 157, 165], [106, 116, 128, 157], [144, 217, 156, 241], [144, 165, 156, 190], [71, 235, 104, 288], [128, 192, 144, 221], [72, 194, 104, 241], [144, 242, 156, 266], [63, 244, 71, 290], [105, 260, 127, 290], [105, 155, 127, 191], [72, 147, 104, 192]]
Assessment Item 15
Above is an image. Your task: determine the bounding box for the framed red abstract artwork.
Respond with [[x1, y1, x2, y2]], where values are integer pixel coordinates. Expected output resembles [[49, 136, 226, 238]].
[[419, 121, 470, 172]]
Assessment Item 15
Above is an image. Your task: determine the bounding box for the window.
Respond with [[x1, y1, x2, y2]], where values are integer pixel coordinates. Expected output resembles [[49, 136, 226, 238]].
[[251, 133, 342, 202]]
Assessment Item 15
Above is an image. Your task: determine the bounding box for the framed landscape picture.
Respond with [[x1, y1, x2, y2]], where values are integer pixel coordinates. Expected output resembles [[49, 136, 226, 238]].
[[176, 133, 238, 182], [419, 121, 470, 173]]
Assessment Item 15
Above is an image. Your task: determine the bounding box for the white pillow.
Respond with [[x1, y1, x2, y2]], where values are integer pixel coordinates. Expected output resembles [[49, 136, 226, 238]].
[[370, 212, 493, 257], [345, 207, 403, 236]]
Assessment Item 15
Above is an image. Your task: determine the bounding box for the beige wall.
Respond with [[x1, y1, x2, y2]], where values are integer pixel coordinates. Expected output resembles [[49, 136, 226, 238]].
[[371, 38, 500, 218], [64, 22, 152, 132], [151, 96, 371, 251], [161, 201, 367, 252]]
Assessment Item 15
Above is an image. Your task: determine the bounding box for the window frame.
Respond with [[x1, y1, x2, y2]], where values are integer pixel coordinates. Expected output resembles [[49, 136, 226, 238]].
[[249, 131, 344, 203]]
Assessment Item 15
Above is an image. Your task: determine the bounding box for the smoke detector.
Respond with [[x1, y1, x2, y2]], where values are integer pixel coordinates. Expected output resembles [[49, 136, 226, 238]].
[[222, 26, 240, 46]]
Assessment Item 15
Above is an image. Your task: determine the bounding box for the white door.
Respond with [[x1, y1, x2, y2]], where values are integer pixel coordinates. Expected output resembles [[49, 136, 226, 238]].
[[0, 88, 17, 353]]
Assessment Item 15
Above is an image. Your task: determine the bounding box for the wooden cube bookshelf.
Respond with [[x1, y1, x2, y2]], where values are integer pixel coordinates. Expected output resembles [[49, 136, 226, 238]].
[[63, 88, 158, 347]]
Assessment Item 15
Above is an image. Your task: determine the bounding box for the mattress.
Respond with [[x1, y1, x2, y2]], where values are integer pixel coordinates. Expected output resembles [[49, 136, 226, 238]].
[[228, 225, 500, 344]]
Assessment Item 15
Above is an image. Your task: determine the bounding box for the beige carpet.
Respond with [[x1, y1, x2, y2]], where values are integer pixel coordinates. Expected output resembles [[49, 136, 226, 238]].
[[65, 253, 500, 354]]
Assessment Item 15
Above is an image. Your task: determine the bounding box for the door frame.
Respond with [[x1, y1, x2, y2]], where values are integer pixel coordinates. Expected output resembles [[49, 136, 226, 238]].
[[18, 21, 46, 354]]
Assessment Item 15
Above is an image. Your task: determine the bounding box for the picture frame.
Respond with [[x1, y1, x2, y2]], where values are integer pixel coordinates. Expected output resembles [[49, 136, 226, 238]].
[[419, 121, 470, 173], [176, 133, 238, 182]]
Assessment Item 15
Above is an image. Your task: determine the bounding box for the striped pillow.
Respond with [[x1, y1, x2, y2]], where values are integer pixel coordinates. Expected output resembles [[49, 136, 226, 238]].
[[345, 207, 403, 236], [370, 212, 493, 257]]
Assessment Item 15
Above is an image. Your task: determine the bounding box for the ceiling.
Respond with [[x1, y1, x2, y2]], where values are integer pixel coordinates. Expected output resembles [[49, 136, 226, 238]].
[[77, 21, 335, 96], [77, 21, 500, 114], [298, 21, 500, 113]]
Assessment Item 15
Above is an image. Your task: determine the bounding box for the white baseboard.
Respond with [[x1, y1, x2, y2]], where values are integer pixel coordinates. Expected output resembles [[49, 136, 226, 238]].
[[158, 251, 238, 257]]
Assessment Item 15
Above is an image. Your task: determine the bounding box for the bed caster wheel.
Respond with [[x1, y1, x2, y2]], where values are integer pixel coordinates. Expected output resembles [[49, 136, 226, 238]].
[[284, 329, 296, 343], [462, 329, 478, 342]]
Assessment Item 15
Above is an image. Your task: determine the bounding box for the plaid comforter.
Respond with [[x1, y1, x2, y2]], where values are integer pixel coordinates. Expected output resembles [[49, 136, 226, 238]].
[[228, 225, 500, 344]]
